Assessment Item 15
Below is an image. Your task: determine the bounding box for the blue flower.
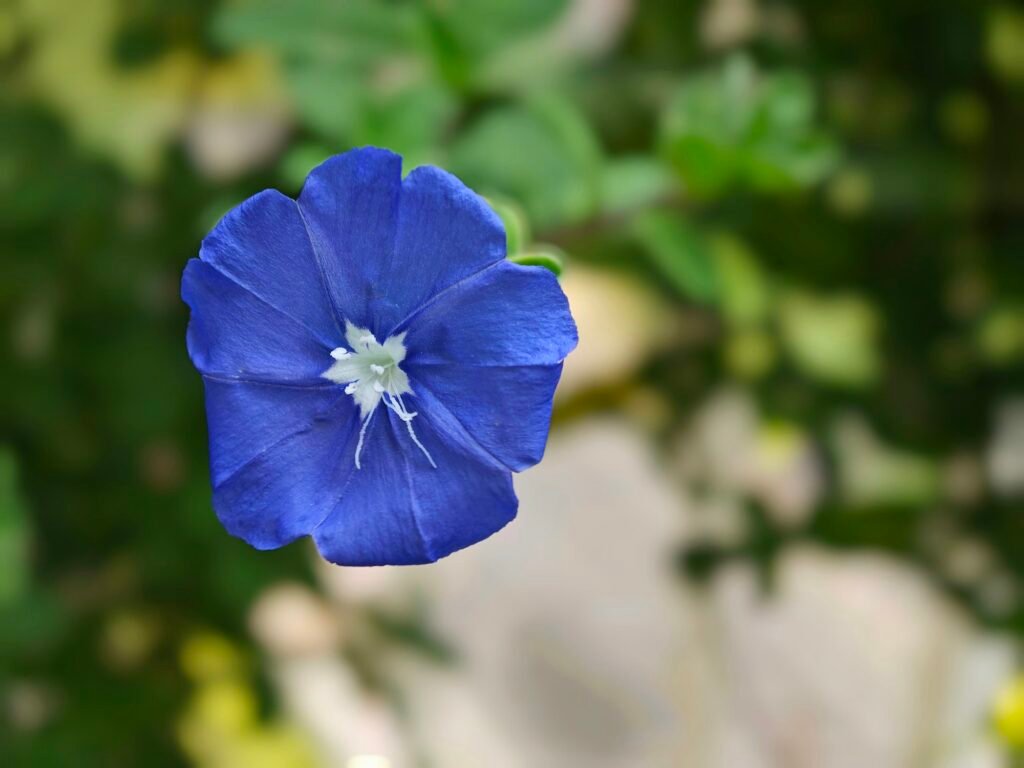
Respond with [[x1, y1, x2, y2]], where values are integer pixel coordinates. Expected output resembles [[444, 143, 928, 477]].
[[182, 147, 577, 565]]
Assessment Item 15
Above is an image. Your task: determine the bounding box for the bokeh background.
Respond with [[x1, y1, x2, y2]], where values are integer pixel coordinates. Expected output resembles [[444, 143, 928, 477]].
[[3, 0, 1024, 765]]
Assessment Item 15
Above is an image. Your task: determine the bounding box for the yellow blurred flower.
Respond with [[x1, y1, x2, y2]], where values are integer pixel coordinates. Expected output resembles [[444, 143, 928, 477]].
[[176, 630, 318, 768], [228, 726, 318, 768], [193, 680, 257, 735], [180, 631, 246, 682], [994, 676, 1024, 749]]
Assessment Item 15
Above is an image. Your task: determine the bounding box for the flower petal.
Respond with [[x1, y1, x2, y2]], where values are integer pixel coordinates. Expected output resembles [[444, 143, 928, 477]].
[[400, 261, 578, 367], [199, 189, 341, 347], [375, 166, 506, 333], [408, 363, 563, 472], [202, 378, 342, 487], [297, 148, 402, 334], [212, 399, 361, 550], [182, 259, 330, 382], [312, 411, 517, 565]]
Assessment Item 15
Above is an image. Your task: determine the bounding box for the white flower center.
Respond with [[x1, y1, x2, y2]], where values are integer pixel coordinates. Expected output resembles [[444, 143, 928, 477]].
[[323, 321, 435, 470]]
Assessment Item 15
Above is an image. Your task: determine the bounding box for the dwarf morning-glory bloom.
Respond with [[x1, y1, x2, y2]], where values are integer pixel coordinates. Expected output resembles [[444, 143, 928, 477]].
[[182, 147, 577, 565]]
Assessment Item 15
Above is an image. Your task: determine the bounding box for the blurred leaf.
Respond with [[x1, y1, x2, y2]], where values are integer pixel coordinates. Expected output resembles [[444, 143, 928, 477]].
[[632, 212, 717, 303], [438, 0, 568, 72], [449, 95, 602, 229], [487, 197, 531, 255], [284, 63, 364, 140], [197, 195, 245, 236], [0, 591, 65, 657], [986, 5, 1024, 84], [0, 448, 29, 604], [832, 415, 940, 508], [279, 142, 334, 191], [213, 0, 420, 64], [660, 54, 838, 197], [601, 156, 676, 215], [0, 109, 95, 227], [510, 248, 564, 277], [976, 306, 1024, 365], [710, 234, 771, 325], [779, 291, 881, 387], [723, 328, 777, 379], [216, 0, 453, 157], [353, 83, 457, 166]]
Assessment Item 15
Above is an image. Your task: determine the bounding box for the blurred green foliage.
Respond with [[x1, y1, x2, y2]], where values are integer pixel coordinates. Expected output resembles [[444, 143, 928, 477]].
[[2, 0, 1024, 764]]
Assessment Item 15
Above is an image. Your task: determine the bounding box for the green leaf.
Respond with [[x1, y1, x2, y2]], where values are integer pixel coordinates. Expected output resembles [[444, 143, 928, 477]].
[[279, 142, 334, 191], [976, 306, 1024, 365], [509, 248, 564, 276], [779, 291, 881, 387], [449, 96, 602, 229], [284, 64, 363, 141], [0, 447, 30, 605], [660, 54, 838, 198], [831, 416, 940, 509], [213, 0, 419, 64], [600, 156, 676, 215], [352, 84, 457, 167], [438, 0, 568, 66], [987, 5, 1024, 84], [487, 197, 531, 255], [632, 212, 717, 303], [710, 234, 771, 325]]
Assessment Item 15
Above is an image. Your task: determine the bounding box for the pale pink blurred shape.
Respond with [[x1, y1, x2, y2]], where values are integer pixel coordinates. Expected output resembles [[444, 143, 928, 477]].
[[558, 266, 676, 398], [987, 398, 1024, 497], [3, 680, 61, 732], [399, 419, 690, 767], [677, 389, 823, 528], [276, 413, 1008, 768], [184, 53, 291, 181], [700, 0, 760, 50], [680, 547, 1012, 768], [185, 108, 290, 181], [547, 0, 635, 58], [271, 656, 409, 767], [315, 553, 419, 610], [249, 582, 341, 658]]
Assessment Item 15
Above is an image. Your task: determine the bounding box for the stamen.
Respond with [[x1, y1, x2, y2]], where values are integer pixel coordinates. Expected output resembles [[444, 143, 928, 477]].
[[383, 394, 436, 469], [354, 410, 375, 470], [324, 322, 438, 471]]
